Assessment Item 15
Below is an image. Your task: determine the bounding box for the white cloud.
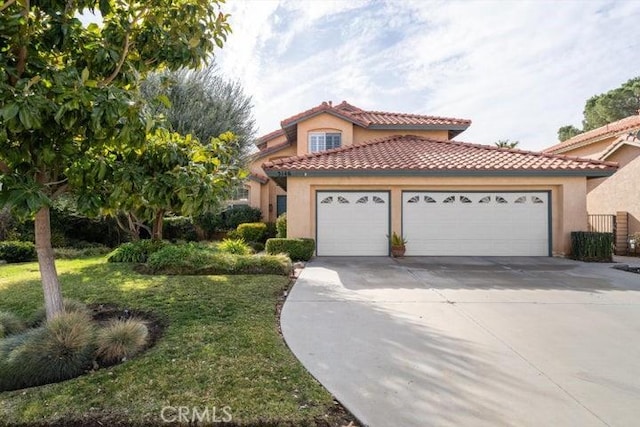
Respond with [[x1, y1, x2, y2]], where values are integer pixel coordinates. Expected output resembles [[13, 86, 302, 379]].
[[215, 0, 640, 150]]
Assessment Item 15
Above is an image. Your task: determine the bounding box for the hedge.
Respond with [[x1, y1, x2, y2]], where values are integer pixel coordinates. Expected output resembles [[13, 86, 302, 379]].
[[236, 222, 267, 243], [0, 241, 37, 263], [571, 231, 613, 262], [265, 238, 315, 261]]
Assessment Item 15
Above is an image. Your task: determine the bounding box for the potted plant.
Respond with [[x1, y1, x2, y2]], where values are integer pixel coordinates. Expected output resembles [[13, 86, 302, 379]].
[[389, 232, 407, 258]]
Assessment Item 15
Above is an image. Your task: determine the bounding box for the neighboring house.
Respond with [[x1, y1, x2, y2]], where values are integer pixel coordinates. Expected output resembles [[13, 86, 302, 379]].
[[544, 112, 640, 252], [248, 101, 616, 257]]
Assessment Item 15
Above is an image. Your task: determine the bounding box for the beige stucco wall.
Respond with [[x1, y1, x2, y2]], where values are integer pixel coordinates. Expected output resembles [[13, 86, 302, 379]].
[[247, 145, 297, 222], [285, 175, 588, 256], [265, 133, 288, 149], [587, 146, 640, 236], [353, 128, 450, 143], [296, 113, 354, 156], [560, 137, 616, 159]]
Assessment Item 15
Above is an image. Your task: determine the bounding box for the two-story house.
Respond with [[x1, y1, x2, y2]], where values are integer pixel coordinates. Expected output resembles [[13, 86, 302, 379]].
[[544, 112, 640, 253], [247, 101, 615, 257]]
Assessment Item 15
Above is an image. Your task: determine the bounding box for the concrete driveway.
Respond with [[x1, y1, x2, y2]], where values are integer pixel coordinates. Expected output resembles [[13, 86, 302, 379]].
[[281, 257, 640, 427]]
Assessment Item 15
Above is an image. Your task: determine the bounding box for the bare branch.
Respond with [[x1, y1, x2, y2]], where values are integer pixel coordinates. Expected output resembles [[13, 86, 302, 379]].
[[44, 177, 68, 187], [0, 0, 17, 13], [100, 32, 130, 86], [51, 183, 69, 199]]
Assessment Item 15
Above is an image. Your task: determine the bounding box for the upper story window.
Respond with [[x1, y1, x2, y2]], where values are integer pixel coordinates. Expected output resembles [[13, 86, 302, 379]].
[[231, 186, 249, 201], [309, 132, 341, 152]]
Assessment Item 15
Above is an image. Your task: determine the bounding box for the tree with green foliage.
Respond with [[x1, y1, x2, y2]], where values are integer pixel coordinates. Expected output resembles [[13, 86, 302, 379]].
[[557, 125, 582, 142], [494, 139, 519, 149], [0, 0, 230, 320], [557, 76, 640, 141], [95, 129, 245, 241], [141, 63, 257, 157]]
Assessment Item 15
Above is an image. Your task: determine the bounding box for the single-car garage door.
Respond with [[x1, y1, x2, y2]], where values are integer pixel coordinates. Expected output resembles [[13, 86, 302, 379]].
[[403, 191, 550, 256], [317, 191, 389, 256]]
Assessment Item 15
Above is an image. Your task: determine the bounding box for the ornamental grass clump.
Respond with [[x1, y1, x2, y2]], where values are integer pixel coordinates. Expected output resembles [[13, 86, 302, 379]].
[[0, 310, 27, 338], [30, 299, 92, 327], [96, 319, 149, 365], [217, 238, 253, 255], [0, 311, 95, 392]]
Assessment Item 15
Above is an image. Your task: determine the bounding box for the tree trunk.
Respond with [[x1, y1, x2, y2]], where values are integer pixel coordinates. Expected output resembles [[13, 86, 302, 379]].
[[34, 206, 64, 320], [152, 210, 164, 241]]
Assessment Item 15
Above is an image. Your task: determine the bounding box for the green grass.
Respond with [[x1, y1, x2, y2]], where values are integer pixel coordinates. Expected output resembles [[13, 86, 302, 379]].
[[0, 257, 337, 426]]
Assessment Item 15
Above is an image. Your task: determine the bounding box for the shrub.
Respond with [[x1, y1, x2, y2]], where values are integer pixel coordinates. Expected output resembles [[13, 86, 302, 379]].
[[265, 222, 277, 239], [266, 238, 315, 261], [249, 241, 265, 252], [30, 299, 92, 327], [0, 311, 27, 338], [163, 216, 198, 242], [0, 312, 95, 392], [0, 241, 36, 263], [217, 238, 253, 255], [276, 213, 287, 238], [53, 245, 111, 259], [147, 243, 212, 274], [108, 239, 167, 263], [96, 319, 149, 365], [571, 231, 613, 262], [225, 206, 262, 230], [236, 222, 267, 243], [146, 244, 291, 276]]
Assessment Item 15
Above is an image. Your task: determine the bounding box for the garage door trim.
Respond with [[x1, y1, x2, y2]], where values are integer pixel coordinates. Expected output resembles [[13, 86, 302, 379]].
[[315, 190, 391, 256], [400, 190, 552, 256]]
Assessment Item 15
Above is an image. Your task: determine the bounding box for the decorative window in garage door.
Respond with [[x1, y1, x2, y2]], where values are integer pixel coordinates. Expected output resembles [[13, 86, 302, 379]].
[[425, 196, 436, 203], [373, 196, 385, 204], [479, 196, 491, 203], [356, 196, 369, 204], [515, 196, 526, 203], [320, 196, 333, 204], [460, 196, 472, 203], [407, 195, 420, 203], [496, 196, 508, 204], [532, 196, 544, 204], [337, 196, 350, 204], [443, 196, 455, 203]]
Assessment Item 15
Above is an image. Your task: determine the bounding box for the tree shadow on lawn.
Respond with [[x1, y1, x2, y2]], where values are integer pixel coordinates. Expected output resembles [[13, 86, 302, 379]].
[[0, 261, 342, 426]]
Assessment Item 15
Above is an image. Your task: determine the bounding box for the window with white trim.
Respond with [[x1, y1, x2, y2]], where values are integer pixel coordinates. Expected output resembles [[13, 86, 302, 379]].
[[308, 132, 342, 152]]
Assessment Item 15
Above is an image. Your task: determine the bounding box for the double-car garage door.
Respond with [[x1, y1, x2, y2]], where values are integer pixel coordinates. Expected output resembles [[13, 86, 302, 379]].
[[316, 191, 550, 256]]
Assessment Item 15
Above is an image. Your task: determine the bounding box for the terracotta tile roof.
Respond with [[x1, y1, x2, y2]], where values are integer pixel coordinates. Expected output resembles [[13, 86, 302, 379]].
[[248, 172, 269, 184], [263, 135, 616, 176], [256, 128, 286, 149], [544, 113, 640, 154], [250, 140, 292, 160], [279, 100, 471, 129]]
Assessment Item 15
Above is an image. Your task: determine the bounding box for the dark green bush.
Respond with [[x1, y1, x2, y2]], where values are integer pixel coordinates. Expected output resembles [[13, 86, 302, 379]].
[[265, 222, 277, 240], [0, 312, 95, 392], [0, 311, 27, 338], [236, 222, 267, 243], [146, 244, 291, 275], [571, 231, 613, 262], [97, 319, 149, 365], [266, 238, 315, 261], [163, 216, 198, 242], [276, 213, 287, 238], [217, 238, 253, 255], [107, 240, 167, 263], [0, 241, 36, 263], [249, 241, 265, 252], [225, 206, 262, 230]]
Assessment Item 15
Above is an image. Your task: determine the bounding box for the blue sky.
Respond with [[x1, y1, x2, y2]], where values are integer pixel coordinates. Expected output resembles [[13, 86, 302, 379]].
[[215, 0, 640, 151]]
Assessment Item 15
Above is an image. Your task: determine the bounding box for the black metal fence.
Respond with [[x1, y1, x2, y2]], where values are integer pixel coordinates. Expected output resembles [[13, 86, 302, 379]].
[[588, 214, 616, 234]]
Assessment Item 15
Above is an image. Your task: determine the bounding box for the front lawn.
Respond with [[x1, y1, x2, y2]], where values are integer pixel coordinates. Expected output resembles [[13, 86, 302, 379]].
[[0, 258, 346, 426]]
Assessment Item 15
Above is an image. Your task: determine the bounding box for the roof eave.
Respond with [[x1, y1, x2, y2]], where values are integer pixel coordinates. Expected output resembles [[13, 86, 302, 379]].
[[264, 168, 616, 179], [366, 124, 470, 131]]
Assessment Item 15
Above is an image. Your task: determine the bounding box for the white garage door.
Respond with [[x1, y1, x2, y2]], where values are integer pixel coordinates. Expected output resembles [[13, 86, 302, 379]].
[[317, 191, 389, 256], [403, 192, 550, 256]]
